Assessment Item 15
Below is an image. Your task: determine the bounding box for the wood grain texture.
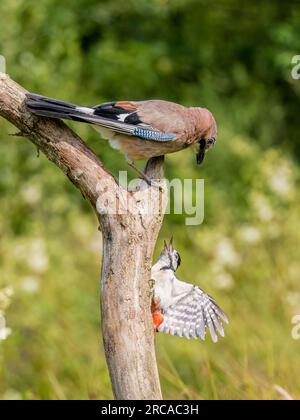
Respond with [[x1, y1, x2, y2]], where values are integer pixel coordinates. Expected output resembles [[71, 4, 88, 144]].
[[0, 72, 166, 400]]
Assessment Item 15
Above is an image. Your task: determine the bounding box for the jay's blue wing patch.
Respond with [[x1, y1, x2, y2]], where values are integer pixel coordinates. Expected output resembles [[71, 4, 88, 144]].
[[133, 127, 176, 141]]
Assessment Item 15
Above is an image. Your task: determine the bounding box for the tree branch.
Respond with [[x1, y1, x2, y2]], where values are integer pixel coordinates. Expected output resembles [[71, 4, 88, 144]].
[[0, 72, 166, 400], [0, 72, 118, 208]]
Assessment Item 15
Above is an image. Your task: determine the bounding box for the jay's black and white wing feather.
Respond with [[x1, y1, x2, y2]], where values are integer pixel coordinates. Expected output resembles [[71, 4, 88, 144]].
[[158, 285, 228, 343], [25, 93, 176, 142]]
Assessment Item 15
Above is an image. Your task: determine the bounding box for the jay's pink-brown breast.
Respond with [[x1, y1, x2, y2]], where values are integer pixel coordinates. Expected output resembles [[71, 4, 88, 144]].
[[114, 134, 188, 160]]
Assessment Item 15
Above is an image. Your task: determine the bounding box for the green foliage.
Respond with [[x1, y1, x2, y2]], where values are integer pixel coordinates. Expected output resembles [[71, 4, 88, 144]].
[[1, 0, 300, 400]]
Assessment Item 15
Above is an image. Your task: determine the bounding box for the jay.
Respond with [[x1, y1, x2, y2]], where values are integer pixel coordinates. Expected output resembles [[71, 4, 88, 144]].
[[25, 93, 217, 183]]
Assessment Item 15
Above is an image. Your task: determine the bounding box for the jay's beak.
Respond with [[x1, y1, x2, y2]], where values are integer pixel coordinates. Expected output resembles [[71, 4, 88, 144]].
[[197, 139, 206, 165], [196, 149, 206, 165]]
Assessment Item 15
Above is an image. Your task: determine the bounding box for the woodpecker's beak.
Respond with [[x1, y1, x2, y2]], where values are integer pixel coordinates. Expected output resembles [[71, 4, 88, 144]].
[[168, 236, 174, 253], [164, 240, 168, 252]]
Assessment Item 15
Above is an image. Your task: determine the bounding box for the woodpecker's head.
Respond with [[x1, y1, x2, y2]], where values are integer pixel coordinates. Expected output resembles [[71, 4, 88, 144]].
[[159, 237, 181, 272]]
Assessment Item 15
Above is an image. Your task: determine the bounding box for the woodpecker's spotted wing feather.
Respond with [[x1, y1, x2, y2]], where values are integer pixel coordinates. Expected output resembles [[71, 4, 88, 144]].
[[157, 286, 228, 343], [26, 94, 176, 142]]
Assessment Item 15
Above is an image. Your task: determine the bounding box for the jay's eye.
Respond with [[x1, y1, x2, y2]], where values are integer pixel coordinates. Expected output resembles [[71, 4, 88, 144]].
[[207, 137, 216, 146]]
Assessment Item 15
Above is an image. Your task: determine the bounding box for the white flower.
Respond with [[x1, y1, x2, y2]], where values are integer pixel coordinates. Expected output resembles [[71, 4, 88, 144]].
[[239, 226, 261, 244], [27, 239, 49, 274], [0, 288, 13, 341], [252, 194, 273, 222], [20, 276, 40, 294], [0, 287, 14, 312], [13, 239, 49, 273], [0, 326, 11, 341], [21, 185, 41, 205], [213, 272, 235, 290], [0, 315, 11, 341], [215, 238, 241, 268], [285, 292, 300, 309], [2, 389, 23, 400], [269, 163, 294, 200]]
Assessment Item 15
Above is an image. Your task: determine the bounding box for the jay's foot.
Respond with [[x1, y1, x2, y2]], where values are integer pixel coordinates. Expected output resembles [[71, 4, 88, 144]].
[[127, 160, 162, 189]]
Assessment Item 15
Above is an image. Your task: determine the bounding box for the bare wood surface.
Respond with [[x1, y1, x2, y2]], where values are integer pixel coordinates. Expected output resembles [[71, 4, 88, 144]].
[[0, 72, 167, 399]]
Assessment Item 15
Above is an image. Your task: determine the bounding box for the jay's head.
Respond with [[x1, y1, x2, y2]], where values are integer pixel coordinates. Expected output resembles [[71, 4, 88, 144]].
[[195, 109, 218, 165], [160, 237, 181, 272]]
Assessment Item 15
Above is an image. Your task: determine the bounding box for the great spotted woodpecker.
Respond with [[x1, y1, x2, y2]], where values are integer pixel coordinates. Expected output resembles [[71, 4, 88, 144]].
[[151, 239, 228, 343]]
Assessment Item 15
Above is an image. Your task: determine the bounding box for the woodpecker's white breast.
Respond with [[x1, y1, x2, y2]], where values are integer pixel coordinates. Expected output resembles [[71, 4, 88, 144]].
[[151, 266, 193, 309]]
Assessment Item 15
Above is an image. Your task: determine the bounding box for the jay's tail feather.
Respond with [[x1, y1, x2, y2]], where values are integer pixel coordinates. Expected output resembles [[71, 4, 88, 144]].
[[25, 93, 95, 122], [25, 93, 135, 135]]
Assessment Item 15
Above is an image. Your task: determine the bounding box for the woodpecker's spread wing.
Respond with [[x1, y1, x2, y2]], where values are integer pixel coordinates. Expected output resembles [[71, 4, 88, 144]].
[[158, 285, 228, 343], [26, 94, 176, 142]]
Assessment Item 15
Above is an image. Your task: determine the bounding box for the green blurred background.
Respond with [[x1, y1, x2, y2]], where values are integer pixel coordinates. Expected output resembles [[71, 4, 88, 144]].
[[1, 0, 300, 400]]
